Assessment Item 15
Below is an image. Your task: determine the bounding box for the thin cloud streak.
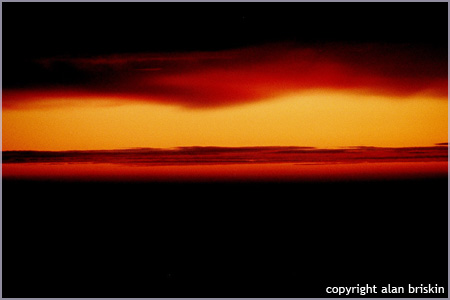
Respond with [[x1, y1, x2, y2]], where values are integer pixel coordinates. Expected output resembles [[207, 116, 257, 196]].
[[3, 145, 448, 165]]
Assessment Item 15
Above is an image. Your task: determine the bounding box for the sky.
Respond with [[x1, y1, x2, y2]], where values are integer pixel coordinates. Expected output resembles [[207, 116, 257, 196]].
[[2, 3, 448, 151]]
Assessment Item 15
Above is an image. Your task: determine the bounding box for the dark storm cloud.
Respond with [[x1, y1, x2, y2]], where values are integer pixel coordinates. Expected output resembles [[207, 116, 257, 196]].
[[3, 43, 447, 109]]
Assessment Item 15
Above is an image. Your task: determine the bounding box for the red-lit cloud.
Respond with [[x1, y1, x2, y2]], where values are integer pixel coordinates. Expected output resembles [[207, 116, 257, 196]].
[[3, 43, 447, 109], [2, 146, 447, 182]]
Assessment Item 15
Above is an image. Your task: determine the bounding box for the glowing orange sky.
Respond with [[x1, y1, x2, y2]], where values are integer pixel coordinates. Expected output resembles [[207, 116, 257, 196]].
[[2, 44, 447, 151], [2, 91, 447, 151]]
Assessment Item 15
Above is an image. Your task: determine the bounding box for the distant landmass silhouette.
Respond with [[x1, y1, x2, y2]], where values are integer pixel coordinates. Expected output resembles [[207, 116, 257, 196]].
[[3, 145, 448, 165]]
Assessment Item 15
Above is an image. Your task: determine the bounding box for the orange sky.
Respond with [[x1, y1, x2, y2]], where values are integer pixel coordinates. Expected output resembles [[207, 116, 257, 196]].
[[2, 44, 448, 151], [2, 91, 447, 151]]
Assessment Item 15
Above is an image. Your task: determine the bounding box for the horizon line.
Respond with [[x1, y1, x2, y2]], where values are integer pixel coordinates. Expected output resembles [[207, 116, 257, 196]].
[[2, 143, 448, 153]]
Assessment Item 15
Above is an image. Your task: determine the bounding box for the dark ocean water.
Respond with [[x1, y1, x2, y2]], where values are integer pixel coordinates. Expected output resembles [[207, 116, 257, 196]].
[[3, 177, 448, 297]]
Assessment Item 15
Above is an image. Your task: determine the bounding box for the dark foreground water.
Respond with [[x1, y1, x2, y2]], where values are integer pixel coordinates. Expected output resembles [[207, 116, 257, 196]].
[[3, 178, 448, 297]]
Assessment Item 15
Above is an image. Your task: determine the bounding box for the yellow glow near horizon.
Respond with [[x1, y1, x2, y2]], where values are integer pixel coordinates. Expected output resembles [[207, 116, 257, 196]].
[[2, 91, 448, 151]]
